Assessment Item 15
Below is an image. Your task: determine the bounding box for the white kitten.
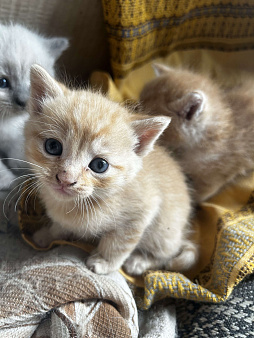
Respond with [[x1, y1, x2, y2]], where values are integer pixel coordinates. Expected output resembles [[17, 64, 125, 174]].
[[0, 23, 69, 189]]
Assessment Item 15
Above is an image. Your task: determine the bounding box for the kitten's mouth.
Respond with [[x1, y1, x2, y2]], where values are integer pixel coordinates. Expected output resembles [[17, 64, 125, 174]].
[[52, 184, 75, 197]]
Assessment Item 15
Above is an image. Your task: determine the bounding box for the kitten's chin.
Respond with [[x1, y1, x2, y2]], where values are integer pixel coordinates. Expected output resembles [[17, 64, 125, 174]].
[[50, 185, 77, 201]]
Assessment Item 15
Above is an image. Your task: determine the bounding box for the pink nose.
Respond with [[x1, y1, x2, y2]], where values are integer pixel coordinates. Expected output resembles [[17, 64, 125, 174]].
[[56, 171, 77, 187]]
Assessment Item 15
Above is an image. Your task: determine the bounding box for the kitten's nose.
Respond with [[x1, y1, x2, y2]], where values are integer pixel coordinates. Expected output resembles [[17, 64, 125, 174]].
[[56, 173, 77, 187], [14, 96, 27, 108]]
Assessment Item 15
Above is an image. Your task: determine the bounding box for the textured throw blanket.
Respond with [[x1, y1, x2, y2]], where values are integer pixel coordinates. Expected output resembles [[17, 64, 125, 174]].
[[1, 189, 178, 337], [1, 248, 137, 337], [0, 190, 139, 337]]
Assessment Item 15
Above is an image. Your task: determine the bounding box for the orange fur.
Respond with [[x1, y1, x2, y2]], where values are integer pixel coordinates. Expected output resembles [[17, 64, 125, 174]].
[[140, 64, 254, 202], [24, 65, 198, 275]]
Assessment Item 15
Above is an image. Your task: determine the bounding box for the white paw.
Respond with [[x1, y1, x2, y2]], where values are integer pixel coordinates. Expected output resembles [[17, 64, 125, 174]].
[[0, 169, 16, 190], [123, 254, 150, 275], [86, 252, 120, 274], [33, 227, 52, 248]]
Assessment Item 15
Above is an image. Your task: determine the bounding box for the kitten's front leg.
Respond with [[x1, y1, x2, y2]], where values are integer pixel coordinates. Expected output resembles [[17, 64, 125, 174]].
[[86, 227, 143, 274], [0, 160, 16, 190], [33, 222, 71, 248]]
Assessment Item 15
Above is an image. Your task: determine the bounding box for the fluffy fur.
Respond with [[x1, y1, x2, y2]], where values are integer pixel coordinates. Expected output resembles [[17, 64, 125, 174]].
[[140, 63, 254, 202], [24, 65, 198, 276], [0, 23, 69, 189]]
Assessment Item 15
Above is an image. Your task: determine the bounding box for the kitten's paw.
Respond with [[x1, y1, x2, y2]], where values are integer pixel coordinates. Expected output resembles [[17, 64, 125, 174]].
[[33, 227, 52, 248], [86, 252, 120, 274], [0, 170, 16, 190], [167, 241, 198, 272], [123, 254, 149, 275]]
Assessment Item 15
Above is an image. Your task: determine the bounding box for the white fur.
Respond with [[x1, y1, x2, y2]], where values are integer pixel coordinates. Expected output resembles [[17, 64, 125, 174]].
[[0, 23, 68, 189]]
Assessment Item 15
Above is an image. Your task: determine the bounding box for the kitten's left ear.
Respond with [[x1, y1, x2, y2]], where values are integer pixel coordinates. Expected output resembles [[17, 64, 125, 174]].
[[132, 116, 171, 157], [45, 37, 69, 59], [171, 91, 205, 121], [29, 64, 63, 114], [152, 63, 172, 77]]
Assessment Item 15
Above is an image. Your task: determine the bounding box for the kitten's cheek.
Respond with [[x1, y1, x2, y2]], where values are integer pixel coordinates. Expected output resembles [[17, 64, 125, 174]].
[[86, 252, 121, 274]]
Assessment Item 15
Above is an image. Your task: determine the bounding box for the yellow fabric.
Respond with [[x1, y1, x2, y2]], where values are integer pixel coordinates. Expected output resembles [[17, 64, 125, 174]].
[[101, 0, 254, 79]]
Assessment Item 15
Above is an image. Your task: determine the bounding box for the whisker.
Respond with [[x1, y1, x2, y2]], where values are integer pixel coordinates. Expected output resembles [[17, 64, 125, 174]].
[[23, 179, 43, 212], [0, 158, 45, 171], [8, 173, 37, 185], [14, 179, 40, 212], [87, 197, 96, 221], [88, 197, 100, 242], [74, 197, 80, 220], [93, 191, 116, 229], [74, 198, 89, 242], [0, 167, 32, 172], [91, 195, 103, 230], [33, 182, 44, 211], [66, 200, 77, 214], [2, 176, 38, 219]]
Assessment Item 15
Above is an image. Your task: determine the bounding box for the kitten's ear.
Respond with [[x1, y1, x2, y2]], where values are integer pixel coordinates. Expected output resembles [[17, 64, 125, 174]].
[[172, 91, 205, 121], [29, 64, 63, 114], [132, 116, 171, 157], [152, 63, 172, 77], [45, 37, 69, 59]]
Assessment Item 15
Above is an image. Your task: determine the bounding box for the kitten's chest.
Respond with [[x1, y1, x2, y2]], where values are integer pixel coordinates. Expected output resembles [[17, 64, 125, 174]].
[[0, 113, 28, 143], [45, 196, 117, 239]]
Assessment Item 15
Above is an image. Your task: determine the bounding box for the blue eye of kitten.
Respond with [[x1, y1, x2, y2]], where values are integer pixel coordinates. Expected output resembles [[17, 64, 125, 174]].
[[0, 78, 9, 89], [89, 158, 109, 173], [45, 138, 62, 156]]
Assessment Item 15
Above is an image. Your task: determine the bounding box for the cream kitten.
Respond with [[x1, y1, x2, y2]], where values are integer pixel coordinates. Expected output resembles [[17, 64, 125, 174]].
[[0, 23, 69, 190], [24, 64, 198, 276], [140, 63, 254, 203]]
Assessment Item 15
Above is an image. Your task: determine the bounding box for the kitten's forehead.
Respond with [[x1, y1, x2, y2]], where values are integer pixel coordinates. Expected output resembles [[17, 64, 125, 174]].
[[42, 90, 133, 152], [0, 24, 55, 77]]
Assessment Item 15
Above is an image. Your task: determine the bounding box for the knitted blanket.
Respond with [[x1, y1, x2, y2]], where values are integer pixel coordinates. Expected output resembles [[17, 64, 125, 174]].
[[0, 190, 138, 337]]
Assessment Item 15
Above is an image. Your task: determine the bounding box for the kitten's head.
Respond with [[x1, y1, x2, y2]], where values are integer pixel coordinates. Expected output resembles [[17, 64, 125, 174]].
[[25, 65, 170, 203], [0, 23, 69, 117], [140, 64, 227, 149]]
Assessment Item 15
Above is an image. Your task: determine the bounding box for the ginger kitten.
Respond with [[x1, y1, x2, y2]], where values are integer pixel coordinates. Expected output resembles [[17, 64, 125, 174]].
[[140, 64, 254, 203], [24, 65, 198, 276]]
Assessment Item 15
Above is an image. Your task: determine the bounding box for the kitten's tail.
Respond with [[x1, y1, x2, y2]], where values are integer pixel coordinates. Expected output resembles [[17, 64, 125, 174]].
[[166, 240, 199, 272]]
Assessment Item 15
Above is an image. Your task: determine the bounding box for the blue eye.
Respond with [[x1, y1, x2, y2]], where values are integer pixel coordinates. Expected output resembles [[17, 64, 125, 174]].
[[0, 78, 9, 89], [89, 158, 109, 173], [45, 138, 62, 156]]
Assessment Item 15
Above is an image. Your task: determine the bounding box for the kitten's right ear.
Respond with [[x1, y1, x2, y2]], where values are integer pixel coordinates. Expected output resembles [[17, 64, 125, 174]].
[[45, 37, 69, 59], [131, 115, 171, 157], [171, 91, 205, 121], [29, 64, 63, 114], [152, 63, 172, 77]]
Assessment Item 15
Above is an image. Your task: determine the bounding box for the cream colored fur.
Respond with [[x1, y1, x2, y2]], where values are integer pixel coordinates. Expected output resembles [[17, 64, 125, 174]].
[[140, 64, 254, 202], [24, 65, 198, 275]]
